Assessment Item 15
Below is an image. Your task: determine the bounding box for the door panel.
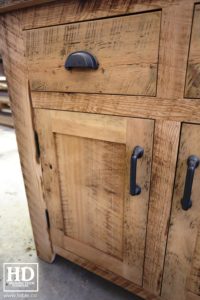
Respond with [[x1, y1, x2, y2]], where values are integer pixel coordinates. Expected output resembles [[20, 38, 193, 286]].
[[162, 123, 200, 300], [35, 109, 154, 285]]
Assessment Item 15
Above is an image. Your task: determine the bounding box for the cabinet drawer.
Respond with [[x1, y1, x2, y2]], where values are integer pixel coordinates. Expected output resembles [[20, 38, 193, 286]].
[[26, 11, 161, 96], [34, 109, 154, 285]]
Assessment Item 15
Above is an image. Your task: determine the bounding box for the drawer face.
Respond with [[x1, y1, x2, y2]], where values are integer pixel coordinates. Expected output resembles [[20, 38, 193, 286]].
[[185, 4, 200, 98], [34, 109, 154, 285], [26, 11, 161, 96]]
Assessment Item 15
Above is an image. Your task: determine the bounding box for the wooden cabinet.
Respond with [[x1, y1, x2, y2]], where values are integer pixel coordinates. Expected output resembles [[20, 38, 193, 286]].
[[1, 1, 200, 300], [34, 109, 154, 285]]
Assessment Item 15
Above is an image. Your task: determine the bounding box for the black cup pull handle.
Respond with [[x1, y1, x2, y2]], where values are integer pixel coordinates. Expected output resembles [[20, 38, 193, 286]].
[[65, 51, 99, 70], [130, 146, 144, 196], [181, 155, 199, 210]]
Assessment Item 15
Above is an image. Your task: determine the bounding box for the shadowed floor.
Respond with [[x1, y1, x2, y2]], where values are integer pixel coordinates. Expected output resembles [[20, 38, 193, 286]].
[[0, 125, 142, 300]]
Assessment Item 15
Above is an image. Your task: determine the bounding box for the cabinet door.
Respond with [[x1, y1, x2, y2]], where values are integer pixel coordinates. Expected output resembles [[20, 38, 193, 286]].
[[35, 109, 154, 285], [162, 124, 200, 300]]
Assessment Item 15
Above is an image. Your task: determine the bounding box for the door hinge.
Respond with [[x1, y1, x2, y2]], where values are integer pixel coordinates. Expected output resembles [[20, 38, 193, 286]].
[[34, 130, 40, 160], [45, 209, 50, 229]]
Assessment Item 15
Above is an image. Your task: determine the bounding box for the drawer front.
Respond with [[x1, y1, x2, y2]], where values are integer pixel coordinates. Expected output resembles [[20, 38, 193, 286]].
[[185, 4, 200, 98], [34, 109, 154, 285], [26, 11, 161, 96], [162, 123, 200, 300]]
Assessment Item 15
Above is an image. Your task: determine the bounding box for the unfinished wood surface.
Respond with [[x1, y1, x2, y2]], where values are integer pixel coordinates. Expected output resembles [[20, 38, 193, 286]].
[[157, 2, 194, 99], [143, 120, 181, 295], [32, 91, 200, 124], [0, 0, 54, 13], [188, 228, 200, 296], [35, 109, 154, 285], [187, 292, 200, 300], [161, 124, 200, 300], [54, 245, 161, 300], [0, 12, 54, 262], [25, 11, 160, 96], [185, 4, 200, 98], [21, 0, 191, 30]]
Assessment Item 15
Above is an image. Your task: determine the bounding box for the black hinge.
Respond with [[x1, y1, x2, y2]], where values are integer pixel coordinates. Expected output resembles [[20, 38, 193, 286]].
[[34, 130, 40, 159], [45, 209, 50, 229]]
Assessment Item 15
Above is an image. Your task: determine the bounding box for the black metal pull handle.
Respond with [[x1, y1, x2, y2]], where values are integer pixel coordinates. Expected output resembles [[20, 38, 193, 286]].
[[130, 146, 144, 196], [181, 155, 199, 210], [65, 51, 99, 70]]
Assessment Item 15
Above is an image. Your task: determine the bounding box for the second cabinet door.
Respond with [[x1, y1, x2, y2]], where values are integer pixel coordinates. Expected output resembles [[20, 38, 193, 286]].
[[35, 110, 154, 285]]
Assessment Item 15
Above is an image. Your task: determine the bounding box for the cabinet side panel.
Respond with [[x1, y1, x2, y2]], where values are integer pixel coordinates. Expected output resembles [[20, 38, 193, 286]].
[[0, 11, 54, 262]]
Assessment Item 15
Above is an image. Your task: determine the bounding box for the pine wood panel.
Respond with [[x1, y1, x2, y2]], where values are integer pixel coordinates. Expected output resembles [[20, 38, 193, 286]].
[[31, 92, 200, 124], [143, 120, 181, 295], [157, 1, 194, 99], [35, 109, 154, 286], [25, 11, 160, 96], [188, 228, 200, 296], [55, 135, 125, 260], [0, 11, 54, 262], [185, 4, 200, 98], [162, 124, 200, 300]]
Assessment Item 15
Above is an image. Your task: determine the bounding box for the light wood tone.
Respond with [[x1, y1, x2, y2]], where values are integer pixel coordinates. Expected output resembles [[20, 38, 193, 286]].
[[187, 292, 200, 300], [157, 2, 194, 99], [21, 0, 189, 30], [32, 92, 200, 124], [188, 228, 200, 296], [143, 120, 181, 295], [0, 11, 54, 262], [54, 245, 161, 300], [185, 4, 200, 98], [162, 124, 200, 300], [25, 11, 160, 96], [34, 109, 154, 285]]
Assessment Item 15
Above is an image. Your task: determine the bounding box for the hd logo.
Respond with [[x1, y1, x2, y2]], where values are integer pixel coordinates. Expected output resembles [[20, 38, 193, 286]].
[[3, 263, 38, 292]]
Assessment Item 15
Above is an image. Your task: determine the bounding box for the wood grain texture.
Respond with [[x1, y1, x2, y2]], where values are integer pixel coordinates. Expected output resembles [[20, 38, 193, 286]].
[[35, 109, 154, 285], [31, 92, 200, 124], [21, 0, 190, 30], [0, 0, 54, 13], [25, 11, 160, 96], [162, 124, 200, 300], [0, 11, 54, 262], [157, 1, 194, 99], [188, 229, 200, 296], [54, 244, 161, 300], [185, 4, 200, 98], [143, 120, 181, 295]]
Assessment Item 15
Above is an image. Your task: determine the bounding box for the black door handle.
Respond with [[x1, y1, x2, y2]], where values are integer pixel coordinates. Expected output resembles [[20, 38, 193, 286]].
[[130, 146, 144, 196], [181, 155, 199, 210], [65, 51, 99, 70]]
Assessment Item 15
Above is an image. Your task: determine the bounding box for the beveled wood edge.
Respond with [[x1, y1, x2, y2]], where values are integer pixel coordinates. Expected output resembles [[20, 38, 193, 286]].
[[31, 91, 200, 124], [54, 245, 161, 300]]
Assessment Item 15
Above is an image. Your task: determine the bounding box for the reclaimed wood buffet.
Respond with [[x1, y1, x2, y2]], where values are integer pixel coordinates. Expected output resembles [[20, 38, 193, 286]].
[[1, 1, 200, 299]]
